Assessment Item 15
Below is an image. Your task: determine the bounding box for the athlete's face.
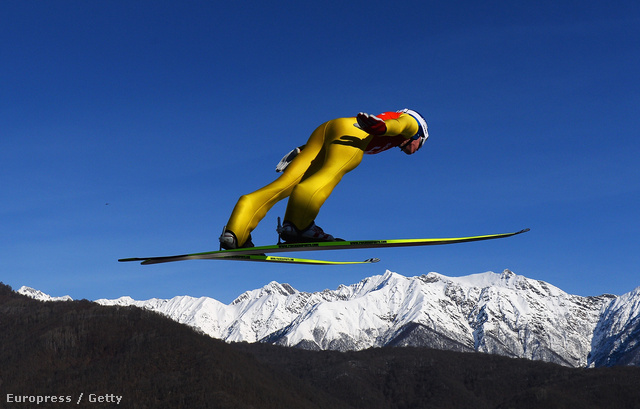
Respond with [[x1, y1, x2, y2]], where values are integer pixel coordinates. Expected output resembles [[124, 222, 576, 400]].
[[399, 138, 421, 155]]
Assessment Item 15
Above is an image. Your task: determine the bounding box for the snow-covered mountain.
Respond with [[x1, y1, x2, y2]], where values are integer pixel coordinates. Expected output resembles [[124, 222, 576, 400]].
[[588, 286, 640, 367], [258, 270, 615, 368], [18, 270, 639, 368], [17, 286, 72, 302]]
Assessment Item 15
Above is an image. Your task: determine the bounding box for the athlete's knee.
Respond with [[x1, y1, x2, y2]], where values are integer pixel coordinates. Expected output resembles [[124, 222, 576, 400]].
[[235, 193, 256, 213], [291, 181, 331, 207], [290, 182, 312, 200]]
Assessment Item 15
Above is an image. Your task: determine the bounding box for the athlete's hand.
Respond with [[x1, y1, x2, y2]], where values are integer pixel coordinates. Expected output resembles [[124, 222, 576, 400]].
[[356, 112, 387, 135]]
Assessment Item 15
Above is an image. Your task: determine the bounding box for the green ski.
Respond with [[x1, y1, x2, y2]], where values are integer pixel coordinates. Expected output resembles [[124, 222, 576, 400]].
[[135, 254, 380, 265], [119, 228, 529, 265]]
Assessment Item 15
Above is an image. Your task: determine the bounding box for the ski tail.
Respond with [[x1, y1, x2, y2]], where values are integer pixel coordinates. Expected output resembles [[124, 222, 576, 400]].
[[135, 254, 380, 266]]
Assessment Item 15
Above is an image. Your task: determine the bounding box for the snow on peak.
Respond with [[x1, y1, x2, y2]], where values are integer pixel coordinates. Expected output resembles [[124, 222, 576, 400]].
[[338, 270, 406, 298], [232, 281, 298, 305], [442, 269, 518, 288], [438, 269, 566, 298], [17, 286, 72, 302], [589, 286, 640, 367]]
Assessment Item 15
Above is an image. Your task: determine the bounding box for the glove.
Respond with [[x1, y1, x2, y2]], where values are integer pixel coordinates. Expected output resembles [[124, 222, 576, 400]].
[[355, 112, 387, 135], [275, 146, 304, 172]]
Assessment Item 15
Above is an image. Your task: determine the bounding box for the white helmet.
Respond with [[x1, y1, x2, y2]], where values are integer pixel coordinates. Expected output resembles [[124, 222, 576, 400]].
[[398, 109, 429, 149]]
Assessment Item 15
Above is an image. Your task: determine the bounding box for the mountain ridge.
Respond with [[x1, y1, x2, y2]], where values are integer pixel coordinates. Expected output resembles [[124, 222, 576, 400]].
[[19, 269, 638, 368]]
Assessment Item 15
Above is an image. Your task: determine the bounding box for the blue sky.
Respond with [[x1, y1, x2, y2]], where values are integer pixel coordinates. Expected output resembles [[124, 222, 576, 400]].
[[2, 0, 638, 304]]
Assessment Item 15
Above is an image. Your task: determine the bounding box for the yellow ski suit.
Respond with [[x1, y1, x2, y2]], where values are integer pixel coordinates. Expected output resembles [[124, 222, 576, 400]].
[[225, 112, 421, 246]]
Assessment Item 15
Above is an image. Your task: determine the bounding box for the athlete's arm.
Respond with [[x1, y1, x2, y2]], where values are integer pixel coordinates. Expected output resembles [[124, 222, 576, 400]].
[[382, 113, 420, 139], [356, 112, 419, 139]]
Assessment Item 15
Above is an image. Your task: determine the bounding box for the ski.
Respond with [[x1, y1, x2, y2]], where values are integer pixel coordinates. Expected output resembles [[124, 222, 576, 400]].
[[119, 228, 529, 265], [134, 254, 380, 266]]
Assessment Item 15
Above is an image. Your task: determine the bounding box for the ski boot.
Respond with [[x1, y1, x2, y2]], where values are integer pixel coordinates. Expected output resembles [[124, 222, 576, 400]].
[[219, 227, 255, 250], [277, 219, 341, 244]]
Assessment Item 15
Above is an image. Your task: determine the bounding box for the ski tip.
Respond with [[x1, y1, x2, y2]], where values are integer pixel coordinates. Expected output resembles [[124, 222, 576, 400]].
[[519, 228, 531, 234], [365, 258, 381, 263], [118, 258, 141, 263]]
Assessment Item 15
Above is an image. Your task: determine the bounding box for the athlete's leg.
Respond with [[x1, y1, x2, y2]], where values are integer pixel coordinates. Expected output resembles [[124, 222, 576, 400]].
[[284, 117, 370, 230], [224, 122, 329, 246]]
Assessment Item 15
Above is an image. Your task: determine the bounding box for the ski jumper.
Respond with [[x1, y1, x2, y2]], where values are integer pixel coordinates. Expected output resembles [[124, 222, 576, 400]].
[[225, 112, 420, 246]]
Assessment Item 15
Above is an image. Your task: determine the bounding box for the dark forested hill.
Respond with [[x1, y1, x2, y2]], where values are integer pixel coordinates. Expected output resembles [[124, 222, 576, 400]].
[[0, 283, 347, 409], [234, 342, 640, 409], [2, 282, 640, 409]]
